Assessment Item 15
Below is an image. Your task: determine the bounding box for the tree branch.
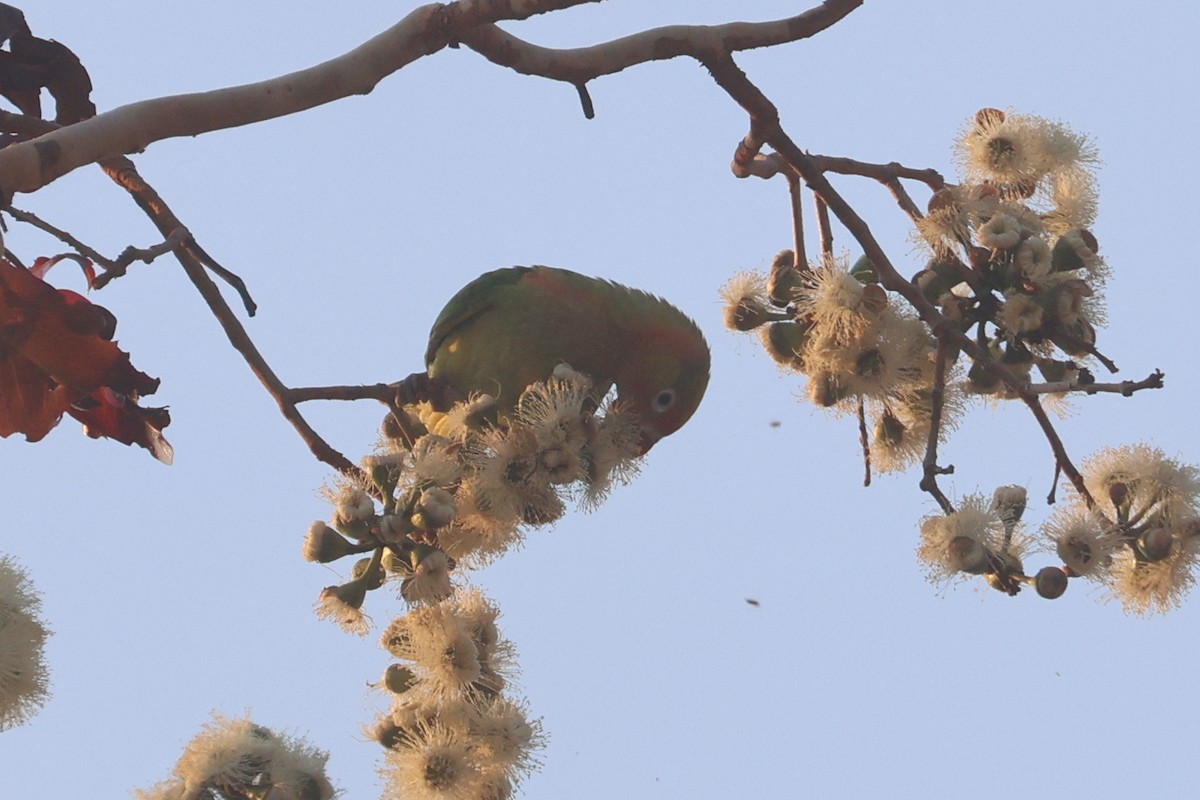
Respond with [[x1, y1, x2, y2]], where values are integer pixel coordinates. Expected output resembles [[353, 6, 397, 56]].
[[459, 0, 863, 88], [1027, 370, 1165, 397], [700, 52, 1095, 506], [0, 0, 602, 196], [920, 335, 956, 514]]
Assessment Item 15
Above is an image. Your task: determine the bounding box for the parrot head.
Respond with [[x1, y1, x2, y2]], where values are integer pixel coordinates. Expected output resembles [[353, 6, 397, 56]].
[[614, 317, 711, 454]]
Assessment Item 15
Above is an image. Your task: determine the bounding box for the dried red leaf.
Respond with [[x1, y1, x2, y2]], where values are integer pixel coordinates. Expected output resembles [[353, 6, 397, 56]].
[[0, 342, 66, 440], [31, 254, 96, 287], [0, 258, 170, 461], [68, 387, 173, 464], [0, 4, 95, 124]]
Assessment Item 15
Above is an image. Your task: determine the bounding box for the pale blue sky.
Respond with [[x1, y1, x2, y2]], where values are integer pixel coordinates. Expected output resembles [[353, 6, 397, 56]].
[[4, 3, 1199, 798]]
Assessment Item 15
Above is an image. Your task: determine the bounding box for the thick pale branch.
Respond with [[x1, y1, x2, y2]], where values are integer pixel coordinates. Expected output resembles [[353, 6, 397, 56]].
[[460, 0, 862, 86], [0, 0, 600, 196]]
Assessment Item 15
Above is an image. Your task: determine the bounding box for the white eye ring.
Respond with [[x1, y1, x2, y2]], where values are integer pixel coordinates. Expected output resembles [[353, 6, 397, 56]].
[[653, 389, 676, 413]]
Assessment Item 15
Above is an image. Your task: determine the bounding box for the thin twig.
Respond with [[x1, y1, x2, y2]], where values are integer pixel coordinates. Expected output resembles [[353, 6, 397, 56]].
[[113, 226, 191, 268], [786, 172, 807, 271], [286, 383, 398, 404], [809, 154, 944, 194], [1026, 370, 1164, 396], [881, 176, 923, 223], [1048, 461, 1062, 505], [919, 334, 956, 513], [5, 205, 116, 269], [857, 398, 871, 488], [185, 239, 258, 315], [175, 244, 361, 478], [814, 194, 833, 258], [574, 82, 595, 119], [734, 151, 941, 225], [95, 155, 357, 477]]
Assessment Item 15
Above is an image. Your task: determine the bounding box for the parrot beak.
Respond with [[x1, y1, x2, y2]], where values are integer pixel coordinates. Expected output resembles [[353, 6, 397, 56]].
[[636, 426, 659, 456]]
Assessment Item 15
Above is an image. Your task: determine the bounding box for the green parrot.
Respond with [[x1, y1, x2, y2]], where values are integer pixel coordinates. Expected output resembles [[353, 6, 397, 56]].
[[421, 265, 710, 453]]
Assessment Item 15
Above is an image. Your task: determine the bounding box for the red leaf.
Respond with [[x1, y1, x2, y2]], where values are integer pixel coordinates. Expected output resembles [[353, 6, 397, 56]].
[[0, 343, 68, 440], [31, 254, 96, 287], [0, 258, 170, 460], [68, 387, 173, 464]]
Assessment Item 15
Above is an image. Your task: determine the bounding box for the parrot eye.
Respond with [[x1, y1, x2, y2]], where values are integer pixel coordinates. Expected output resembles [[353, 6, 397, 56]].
[[652, 389, 677, 413]]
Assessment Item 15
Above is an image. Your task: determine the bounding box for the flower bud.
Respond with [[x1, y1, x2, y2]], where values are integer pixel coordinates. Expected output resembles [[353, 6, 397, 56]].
[[335, 488, 375, 523], [850, 254, 879, 285], [992, 485, 1028, 525], [1107, 481, 1129, 511], [998, 294, 1044, 335], [303, 521, 358, 563], [873, 409, 907, 447], [378, 513, 413, 544], [368, 461, 401, 498], [384, 664, 418, 694], [927, 187, 958, 214], [1051, 229, 1099, 272], [806, 371, 849, 408], [966, 362, 1001, 393], [768, 250, 803, 306], [760, 321, 809, 371], [946, 536, 990, 574], [321, 579, 367, 611], [1050, 318, 1096, 357], [1036, 359, 1071, 383], [1034, 566, 1068, 599], [400, 546, 453, 604], [1138, 528, 1174, 562], [1056, 534, 1095, 575], [369, 716, 405, 750], [975, 107, 1006, 127], [412, 487, 456, 530], [352, 556, 386, 590], [860, 284, 888, 315], [724, 295, 775, 332], [977, 214, 1021, 251]]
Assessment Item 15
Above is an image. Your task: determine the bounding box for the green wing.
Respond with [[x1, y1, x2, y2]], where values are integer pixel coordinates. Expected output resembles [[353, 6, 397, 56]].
[[423, 266, 533, 368]]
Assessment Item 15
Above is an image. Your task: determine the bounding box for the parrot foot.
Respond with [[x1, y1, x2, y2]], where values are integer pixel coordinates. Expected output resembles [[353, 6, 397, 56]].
[[394, 372, 462, 412]]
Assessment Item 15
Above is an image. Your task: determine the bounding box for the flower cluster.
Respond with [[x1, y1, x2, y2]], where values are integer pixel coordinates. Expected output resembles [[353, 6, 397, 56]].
[[0, 555, 50, 731], [299, 369, 635, 797], [134, 714, 335, 800], [725, 109, 1198, 615], [917, 486, 1058, 599], [373, 588, 543, 800], [918, 109, 1108, 396], [723, 110, 1111, 481], [304, 370, 642, 634], [918, 446, 1200, 614], [722, 254, 962, 473]]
